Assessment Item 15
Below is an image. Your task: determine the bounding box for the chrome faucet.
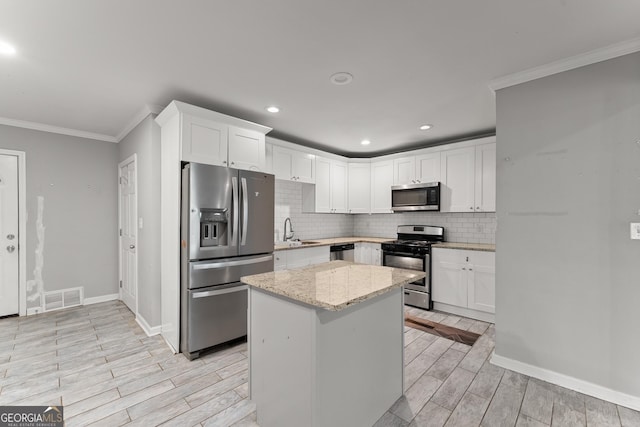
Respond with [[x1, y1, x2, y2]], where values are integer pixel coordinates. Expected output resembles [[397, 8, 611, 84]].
[[284, 217, 295, 241]]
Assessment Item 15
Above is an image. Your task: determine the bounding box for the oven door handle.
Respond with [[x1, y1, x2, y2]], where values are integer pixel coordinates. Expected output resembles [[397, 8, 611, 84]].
[[383, 251, 427, 259]]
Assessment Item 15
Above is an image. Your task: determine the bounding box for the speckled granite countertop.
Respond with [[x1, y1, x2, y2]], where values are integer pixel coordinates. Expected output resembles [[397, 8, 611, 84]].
[[431, 242, 496, 252], [274, 237, 392, 251], [241, 260, 425, 311]]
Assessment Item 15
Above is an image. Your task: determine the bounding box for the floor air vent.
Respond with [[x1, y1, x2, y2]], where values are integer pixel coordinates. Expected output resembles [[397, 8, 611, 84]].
[[43, 287, 84, 312]]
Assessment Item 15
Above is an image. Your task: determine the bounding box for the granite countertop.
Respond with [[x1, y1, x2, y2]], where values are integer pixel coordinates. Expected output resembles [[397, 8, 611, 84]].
[[274, 237, 392, 251], [241, 260, 425, 311], [431, 242, 496, 252]]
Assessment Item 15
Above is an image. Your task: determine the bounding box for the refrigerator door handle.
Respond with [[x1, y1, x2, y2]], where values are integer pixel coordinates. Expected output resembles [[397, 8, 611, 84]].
[[241, 177, 248, 246], [192, 254, 273, 270], [231, 176, 239, 245], [192, 285, 248, 298]]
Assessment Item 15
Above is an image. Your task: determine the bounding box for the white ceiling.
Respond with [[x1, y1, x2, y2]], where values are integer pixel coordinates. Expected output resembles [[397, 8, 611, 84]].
[[1, 0, 639, 156]]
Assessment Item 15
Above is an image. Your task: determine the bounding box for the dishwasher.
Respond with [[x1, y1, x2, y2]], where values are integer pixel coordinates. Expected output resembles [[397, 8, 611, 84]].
[[329, 243, 355, 261]]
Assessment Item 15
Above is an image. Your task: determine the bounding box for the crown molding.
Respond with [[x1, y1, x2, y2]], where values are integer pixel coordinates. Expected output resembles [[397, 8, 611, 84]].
[[115, 104, 164, 142], [489, 36, 640, 91], [0, 116, 117, 142]]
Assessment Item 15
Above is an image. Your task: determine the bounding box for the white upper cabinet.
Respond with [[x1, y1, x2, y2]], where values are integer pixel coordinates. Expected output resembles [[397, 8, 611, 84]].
[[370, 160, 394, 214], [304, 157, 348, 213], [393, 151, 441, 185], [314, 157, 332, 212], [157, 101, 271, 172], [415, 152, 441, 183], [330, 160, 348, 213], [440, 146, 477, 212], [440, 139, 496, 213], [272, 145, 315, 183], [393, 157, 416, 185], [228, 126, 266, 171], [182, 115, 228, 166], [474, 143, 496, 212], [348, 163, 371, 214]]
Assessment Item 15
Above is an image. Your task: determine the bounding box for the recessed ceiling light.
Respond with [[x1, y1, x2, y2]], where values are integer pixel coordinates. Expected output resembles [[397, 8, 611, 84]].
[[0, 40, 16, 56], [266, 106, 280, 113], [330, 72, 353, 85], [360, 139, 371, 146], [419, 124, 433, 130]]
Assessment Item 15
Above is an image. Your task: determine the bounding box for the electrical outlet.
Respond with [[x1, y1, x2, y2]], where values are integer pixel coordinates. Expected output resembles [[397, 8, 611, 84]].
[[631, 223, 640, 240]]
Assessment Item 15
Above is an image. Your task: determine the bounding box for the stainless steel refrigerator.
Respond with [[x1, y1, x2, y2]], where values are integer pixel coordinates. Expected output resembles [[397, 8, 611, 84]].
[[181, 162, 274, 360]]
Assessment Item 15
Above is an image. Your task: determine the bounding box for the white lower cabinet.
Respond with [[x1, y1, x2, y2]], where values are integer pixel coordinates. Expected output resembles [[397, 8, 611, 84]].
[[432, 248, 495, 321], [354, 243, 382, 265], [274, 246, 330, 271]]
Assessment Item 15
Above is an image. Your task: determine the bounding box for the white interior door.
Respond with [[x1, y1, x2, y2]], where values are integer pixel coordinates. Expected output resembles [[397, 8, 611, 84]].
[[119, 156, 138, 314], [0, 155, 19, 317]]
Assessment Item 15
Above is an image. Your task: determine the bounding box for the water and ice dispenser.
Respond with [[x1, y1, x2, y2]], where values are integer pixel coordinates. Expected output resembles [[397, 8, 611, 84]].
[[199, 208, 228, 247]]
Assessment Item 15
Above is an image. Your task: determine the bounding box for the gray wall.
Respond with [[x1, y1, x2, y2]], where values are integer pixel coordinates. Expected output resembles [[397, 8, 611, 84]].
[[0, 124, 119, 304], [495, 52, 640, 397], [118, 115, 161, 327]]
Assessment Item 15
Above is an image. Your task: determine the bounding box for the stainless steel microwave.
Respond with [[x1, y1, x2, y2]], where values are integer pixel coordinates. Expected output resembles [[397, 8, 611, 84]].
[[391, 182, 440, 212]]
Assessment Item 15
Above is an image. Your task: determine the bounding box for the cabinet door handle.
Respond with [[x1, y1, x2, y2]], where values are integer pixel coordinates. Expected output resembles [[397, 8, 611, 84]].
[[462, 267, 466, 270], [476, 207, 480, 210], [469, 268, 473, 271], [470, 207, 473, 210], [223, 160, 227, 164], [231, 161, 235, 165]]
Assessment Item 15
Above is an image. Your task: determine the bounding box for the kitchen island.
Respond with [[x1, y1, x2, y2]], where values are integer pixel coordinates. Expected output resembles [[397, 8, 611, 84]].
[[241, 261, 426, 427]]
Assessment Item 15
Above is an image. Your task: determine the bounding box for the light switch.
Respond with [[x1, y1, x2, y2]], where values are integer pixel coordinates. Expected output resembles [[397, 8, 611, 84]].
[[138, 217, 144, 229], [631, 223, 640, 240]]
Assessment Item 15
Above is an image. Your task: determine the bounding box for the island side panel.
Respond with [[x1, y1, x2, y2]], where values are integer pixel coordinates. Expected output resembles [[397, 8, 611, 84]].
[[249, 288, 314, 427], [314, 287, 404, 427]]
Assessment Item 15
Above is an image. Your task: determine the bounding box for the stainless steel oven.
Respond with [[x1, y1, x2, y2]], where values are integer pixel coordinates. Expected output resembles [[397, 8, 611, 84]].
[[381, 225, 444, 310], [382, 251, 430, 308]]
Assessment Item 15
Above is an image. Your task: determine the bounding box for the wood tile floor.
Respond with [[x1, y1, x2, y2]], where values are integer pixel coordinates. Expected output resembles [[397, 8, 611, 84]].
[[1, 301, 638, 426]]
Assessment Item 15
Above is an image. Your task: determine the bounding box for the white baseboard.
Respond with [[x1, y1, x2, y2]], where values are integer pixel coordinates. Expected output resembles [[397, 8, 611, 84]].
[[433, 302, 495, 323], [83, 293, 119, 306], [26, 307, 43, 316], [136, 314, 161, 337], [491, 352, 640, 412]]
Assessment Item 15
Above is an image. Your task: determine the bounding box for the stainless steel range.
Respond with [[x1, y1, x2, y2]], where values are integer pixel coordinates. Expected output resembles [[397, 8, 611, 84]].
[[381, 225, 444, 310]]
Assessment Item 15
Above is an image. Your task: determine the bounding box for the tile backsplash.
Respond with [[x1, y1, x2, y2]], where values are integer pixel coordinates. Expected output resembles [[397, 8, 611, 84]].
[[274, 180, 354, 242], [274, 180, 496, 244], [352, 212, 496, 244]]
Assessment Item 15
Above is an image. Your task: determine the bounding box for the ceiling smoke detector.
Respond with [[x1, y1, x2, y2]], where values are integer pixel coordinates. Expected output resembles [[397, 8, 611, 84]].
[[330, 72, 354, 85]]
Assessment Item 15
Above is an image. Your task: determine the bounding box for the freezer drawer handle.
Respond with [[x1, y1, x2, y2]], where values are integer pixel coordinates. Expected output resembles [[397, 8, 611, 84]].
[[192, 254, 273, 270], [193, 285, 248, 298]]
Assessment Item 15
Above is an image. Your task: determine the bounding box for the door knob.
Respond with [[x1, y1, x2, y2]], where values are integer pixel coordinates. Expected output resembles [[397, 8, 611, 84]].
[[6, 245, 15, 253], [129, 244, 135, 249], [6, 234, 14, 240]]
